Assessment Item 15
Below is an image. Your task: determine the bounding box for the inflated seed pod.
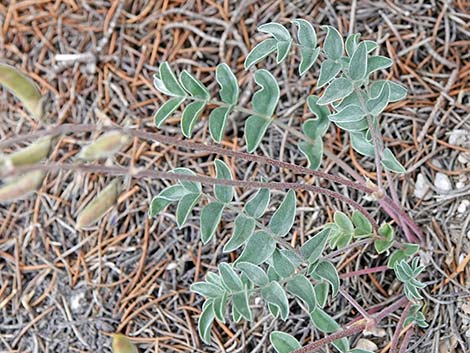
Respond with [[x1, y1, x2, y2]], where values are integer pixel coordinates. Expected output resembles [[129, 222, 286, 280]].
[[76, 179, 121, 229], [0, 170, 45, 202], [79, 131, 130, 161], [0, 63, 44, 120], [112, 334, 138, 353], [6, 136, 52, 167]]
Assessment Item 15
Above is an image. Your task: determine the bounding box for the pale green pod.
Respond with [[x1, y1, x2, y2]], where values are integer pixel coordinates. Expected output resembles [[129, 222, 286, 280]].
[[0, 170, 45, 202], [112, 334, 138, 353], [5, 136, 52, 167], [76, 179, 121, 229], [0, 63, 44, 120], [79, 132, 130, 160]]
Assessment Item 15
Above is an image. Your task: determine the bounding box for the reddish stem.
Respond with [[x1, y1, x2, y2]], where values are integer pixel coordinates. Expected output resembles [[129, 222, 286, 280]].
[[340, 265, 389, 279], [390, 301, 412, 353], [398, 326, 414, 353], [291, 297, 408, 353]]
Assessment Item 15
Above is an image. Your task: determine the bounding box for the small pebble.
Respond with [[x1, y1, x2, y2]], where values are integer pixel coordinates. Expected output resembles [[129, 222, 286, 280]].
[[414, 173, 432, 199], [434, 172, 452, 192], [355, 338, 378, 351], [458, 200, 470, 213]]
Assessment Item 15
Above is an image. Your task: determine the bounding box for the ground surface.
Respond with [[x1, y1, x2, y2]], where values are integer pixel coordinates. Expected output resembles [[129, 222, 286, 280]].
[[0, 1, 470, 352]]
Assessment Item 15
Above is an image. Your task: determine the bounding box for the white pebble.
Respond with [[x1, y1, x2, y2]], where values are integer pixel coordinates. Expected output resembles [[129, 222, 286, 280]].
[[414, 173, 431, 199], [434, 172, 452, 192], [458, 200, 470, 213], [355, 338, 378, 351]]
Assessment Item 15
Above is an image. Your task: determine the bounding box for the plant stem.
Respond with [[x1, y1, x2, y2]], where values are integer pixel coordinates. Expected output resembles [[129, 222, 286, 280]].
[[2, 161, 380, 231], [398, 326, 414, 353], [390, 301, 412, 353], [339, 287, 372, 320], [291, 296, 408, 353], [0, 123, 374, 194], [339, 265, 389, 279]]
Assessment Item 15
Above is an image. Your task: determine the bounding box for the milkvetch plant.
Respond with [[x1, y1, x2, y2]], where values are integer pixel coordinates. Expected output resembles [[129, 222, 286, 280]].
[[0, 19, 429, 353], [150, 19, 429, 353]]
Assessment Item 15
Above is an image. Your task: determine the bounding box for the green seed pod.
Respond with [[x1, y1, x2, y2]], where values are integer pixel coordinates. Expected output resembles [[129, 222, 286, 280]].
[[112, 334, 138, 353], [5, 136, 52, 167], [79, 131, 130, 161], [76, 179, 121, 229], [0, 170, 45, 202], [0, 63, 44, 120]]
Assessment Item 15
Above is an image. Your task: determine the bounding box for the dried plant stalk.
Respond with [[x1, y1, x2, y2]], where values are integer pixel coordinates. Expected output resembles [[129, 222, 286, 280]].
[[75, 179, 121, 229], [0, 170, 45, 202]]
